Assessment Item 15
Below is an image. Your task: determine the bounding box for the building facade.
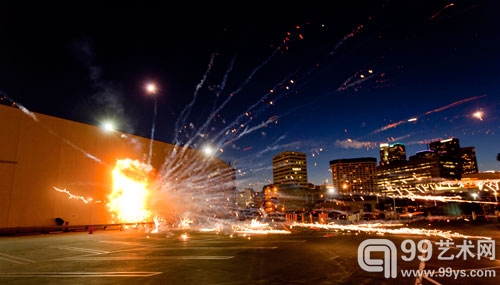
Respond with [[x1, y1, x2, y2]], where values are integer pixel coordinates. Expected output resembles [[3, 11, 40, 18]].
[[330, 157, 377, 194], [429, 138, 461, 156], [272, 151, 308, 188], [460, 146, 479, 174], [379, 142, 407, 166], [267, 151, 318, 211], [0, 104, 235, 229], [377, 151, 442, 193], [375, 138, 476, 193]]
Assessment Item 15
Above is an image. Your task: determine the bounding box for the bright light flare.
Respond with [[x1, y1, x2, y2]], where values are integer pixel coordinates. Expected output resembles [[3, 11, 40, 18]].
[[107, 158, 155, 223], [203, 145, 214, 156], [179, 215, 193, 229], [473, 111, 483, 121], [101, 121, 115, 132], [145, 82, 157, 94]]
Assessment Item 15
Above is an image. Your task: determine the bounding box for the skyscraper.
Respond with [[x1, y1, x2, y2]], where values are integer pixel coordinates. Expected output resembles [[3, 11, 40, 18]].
[[330, 157, 377, 193], [429, 138, 461, 156], [379, 142, 407, 166], [461, 146, 479, 174], [429, 138, 462, 178], [270, 151, 316, 211], [272, 151, 308, 187]]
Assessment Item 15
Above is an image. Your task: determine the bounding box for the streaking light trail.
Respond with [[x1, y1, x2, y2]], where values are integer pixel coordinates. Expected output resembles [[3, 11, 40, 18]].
[[145, 82, 158, 166], [4, 2, 498, 236], [291, 222, 492, 240], [367, 94, 488, 136], [53, 187, 91, 204]]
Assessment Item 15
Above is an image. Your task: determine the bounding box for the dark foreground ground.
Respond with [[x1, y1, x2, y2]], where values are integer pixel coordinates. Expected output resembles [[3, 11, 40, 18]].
[[0, 219, 499, 285]]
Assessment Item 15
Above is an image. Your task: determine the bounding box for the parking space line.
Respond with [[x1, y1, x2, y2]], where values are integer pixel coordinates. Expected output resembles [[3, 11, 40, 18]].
[[0, 272, 162, 277], [146, 246, 278, 250], [64, 256, 234, 260], [0, 253, 35, 264], [50, 245, 109, 254], [100, 240, 159, 247]]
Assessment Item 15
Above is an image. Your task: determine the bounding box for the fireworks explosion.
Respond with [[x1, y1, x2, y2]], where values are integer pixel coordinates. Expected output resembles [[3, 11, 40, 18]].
[[107, 158, 154, 224], [2, 2, 498, 241]]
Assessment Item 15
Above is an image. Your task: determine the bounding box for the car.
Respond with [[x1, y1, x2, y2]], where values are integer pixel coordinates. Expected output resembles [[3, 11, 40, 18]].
[[398, 206, 425, 219]]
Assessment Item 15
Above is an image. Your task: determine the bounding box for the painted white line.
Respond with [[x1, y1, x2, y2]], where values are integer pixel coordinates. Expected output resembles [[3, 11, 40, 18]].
[[99, 241, 157, 247], [50, 245, 109, 254], [0, 253, 35, 264], [188, 239, 306, 243], [0, 272, 162, 277], [0, 257, 25, 264], [148, 246, 278, 250], [65, 256, 234, 260], [248, 240, 307, 243]]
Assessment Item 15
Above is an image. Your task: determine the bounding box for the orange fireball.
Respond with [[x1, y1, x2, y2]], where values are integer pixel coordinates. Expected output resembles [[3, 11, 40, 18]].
[[107, 158, 156, 223]]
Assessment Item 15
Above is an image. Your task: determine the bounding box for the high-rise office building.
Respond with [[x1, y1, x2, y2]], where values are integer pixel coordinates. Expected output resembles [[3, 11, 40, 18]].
[[461, 146, 479, 174], [379, 144, 390, 166], [379, 142, 407, 166], [377, 151, 442, 193], [377, 138, 469, 192], [270, 151, 317, 211], [330, 157, 377, 193], [429, 138, 462, 178], [429, 138, 461, 156], [272, 151, 308, 186]]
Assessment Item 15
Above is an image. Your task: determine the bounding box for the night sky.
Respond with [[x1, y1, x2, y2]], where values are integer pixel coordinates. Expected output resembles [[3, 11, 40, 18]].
[[3, 0, 500, 189]]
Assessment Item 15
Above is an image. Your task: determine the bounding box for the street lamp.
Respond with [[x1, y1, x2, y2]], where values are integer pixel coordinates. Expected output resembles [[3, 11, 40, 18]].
[[146, 83, 157, 94], [328, 187, 335, 199], [203, 145, 214, 156], [145, 82, 158, 165], [101, 121, 115, 132]]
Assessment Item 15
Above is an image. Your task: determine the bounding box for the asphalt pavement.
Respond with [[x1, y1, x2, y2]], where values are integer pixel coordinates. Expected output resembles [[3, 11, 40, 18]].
[[0, 220, 498, 285]]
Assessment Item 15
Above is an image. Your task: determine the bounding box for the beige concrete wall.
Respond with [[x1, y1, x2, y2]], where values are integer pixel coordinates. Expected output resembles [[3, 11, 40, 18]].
[[0, 104, 234, 228]]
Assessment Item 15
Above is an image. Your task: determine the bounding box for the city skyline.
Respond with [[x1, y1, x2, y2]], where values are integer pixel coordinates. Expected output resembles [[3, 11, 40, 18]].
[[273, 136, 481, 187], [3, 1, 499, 188]]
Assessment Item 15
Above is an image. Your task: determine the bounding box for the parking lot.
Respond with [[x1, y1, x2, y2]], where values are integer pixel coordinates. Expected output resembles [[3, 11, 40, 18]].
[[0, 220, 499, 284]]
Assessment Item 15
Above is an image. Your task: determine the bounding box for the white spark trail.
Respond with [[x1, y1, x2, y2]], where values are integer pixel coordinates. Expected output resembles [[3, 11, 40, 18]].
[[329, 25, 365, 56], [53, 187, 91, 204], [292, 222, 492, 240], [173, 52, 217, 144], [148, 96, 157, 165], [1, 92, 103, 164], [337, 74, 374, 92]]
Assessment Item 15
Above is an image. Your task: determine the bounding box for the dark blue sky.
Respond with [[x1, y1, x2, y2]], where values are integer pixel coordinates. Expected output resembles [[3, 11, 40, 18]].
[[3, 0, 500, 188]]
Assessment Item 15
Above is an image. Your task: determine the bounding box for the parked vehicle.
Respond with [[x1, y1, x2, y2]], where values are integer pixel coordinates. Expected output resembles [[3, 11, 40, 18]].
[[398, 206, 425, 219]]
